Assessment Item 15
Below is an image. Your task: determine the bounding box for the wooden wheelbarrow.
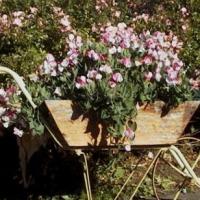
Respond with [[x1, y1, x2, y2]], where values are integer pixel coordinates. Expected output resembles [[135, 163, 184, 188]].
[[1, 65, 200, 200]]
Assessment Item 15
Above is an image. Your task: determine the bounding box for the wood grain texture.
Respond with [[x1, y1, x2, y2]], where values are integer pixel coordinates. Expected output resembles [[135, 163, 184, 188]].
[[42, 100, 200, 149]]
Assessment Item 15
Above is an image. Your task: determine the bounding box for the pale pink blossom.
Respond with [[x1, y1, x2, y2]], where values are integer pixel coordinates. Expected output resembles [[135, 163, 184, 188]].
[[60, 16, 70, 27], [87, 50, 100, 61], [109, 46, 117, 54], [120, 57, 132, 68], [109, 80, 117, 88], [75, 76, 87, 89], [87, 70, 98, 79], [112, 72, 123, 83], [30, 7, 38, 14], [124, 127, 135, 140], [13, 127, 23, 137], [142, 55, 153, 65], [13, 18, 23, 27], [99, 65, 112, 74], [125, 144, 131, 151], [144, 72, 153, 81]]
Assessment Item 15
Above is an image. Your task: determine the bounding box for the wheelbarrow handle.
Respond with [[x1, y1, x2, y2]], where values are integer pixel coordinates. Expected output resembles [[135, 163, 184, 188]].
[[0, 65, 37, 109]]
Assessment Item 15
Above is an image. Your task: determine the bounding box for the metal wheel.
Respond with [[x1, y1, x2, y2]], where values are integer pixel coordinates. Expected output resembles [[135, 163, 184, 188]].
[[152, 137, 200, 200]]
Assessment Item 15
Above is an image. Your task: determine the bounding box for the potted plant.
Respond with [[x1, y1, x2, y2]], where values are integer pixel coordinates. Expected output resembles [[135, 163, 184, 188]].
[[33, 23, 199, 148]]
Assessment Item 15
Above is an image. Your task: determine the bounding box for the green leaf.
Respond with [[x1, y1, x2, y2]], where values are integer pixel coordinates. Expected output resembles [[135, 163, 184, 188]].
[[114, 167, 125, 179]]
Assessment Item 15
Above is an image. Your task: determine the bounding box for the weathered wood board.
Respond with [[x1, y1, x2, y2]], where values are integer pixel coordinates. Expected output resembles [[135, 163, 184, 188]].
[[42, 100, 200, 149]]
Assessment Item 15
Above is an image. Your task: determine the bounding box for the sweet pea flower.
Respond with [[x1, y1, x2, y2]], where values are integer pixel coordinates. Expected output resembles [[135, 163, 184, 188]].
[[0, 107, 6, 116], [95, 73, 102, 80], [60, 15, 70, 27], [112, 72, 123, 83], [75, 76, 87, 89], [108, 80, 117, 88], [109, 46, 117, 54], [144, 72, 153, 81], [87, 50, 100, 61], [13, 127, 24, 137], [54, 87, 62, 96], [124, 127, 135, 140], [30, 7, 38, 14], [120, 57, 132, 68], [135, 60, 142, 66], [13, 18, 23, 27], [125, 144, 131, 152], [155, 73, 162, 82], [87, 70, 98, 79], [99, 65, 112, 74], [142, 55, 153, 65]]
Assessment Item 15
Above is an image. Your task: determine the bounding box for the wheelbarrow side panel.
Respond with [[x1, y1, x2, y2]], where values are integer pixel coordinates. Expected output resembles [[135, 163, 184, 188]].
[[43, 100, 199, 148]]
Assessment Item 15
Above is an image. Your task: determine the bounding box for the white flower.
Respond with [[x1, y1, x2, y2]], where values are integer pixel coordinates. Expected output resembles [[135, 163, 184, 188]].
[[135, 60, 142, 66], [109, 46, 117, 54], [117, 22, 127, 30], [54, 87, 62, 96], [46, 54, 55, 62], [99, 65, 112, 74], [13, 127, 24, 137], [125, 144, 131, 151], [0, 107, 6, 116], [0, 89, 6, 98], [95, 73, 102, 80], [3, 122, 9, 128], [68, 33, 75, 41], [155, 73, 162, 82], [148, 151, 154, 159], [60, 16, 70, 27], [61, 59, 69, 68]]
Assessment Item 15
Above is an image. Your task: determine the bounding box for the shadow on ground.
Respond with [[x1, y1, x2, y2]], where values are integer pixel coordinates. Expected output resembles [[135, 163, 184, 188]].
[[0, 132, 84, 200]]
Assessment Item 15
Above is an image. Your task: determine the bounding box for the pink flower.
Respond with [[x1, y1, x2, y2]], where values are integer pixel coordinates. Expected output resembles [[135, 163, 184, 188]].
[[120, 57, 132, 68], [142, 55, 153, 65], [109, 80, 117, 88], [75, 76, 87, 89], [60, 16, 70, 27], [125, 144, 131, 151], [144, 72, 153, 81], [87, 70, 98, 79], [87, 50, 100, 61], [112, 72, 123, 83], [124, 127, 135, 140], [13, 127, 23, 137], [13, 18, 23, 27], [181, 7, 187, 15]]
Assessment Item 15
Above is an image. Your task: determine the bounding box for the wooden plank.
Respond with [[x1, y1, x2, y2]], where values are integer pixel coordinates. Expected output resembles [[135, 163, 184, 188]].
[[42, 100, 200, 148]]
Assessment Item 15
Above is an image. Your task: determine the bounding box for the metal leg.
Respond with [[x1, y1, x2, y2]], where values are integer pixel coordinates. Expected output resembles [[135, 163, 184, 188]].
[[76, 150, 93, 200]]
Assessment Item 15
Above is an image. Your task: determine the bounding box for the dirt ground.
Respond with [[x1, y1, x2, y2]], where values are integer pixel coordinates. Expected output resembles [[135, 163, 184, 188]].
[[0, 132, 200, 200]]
